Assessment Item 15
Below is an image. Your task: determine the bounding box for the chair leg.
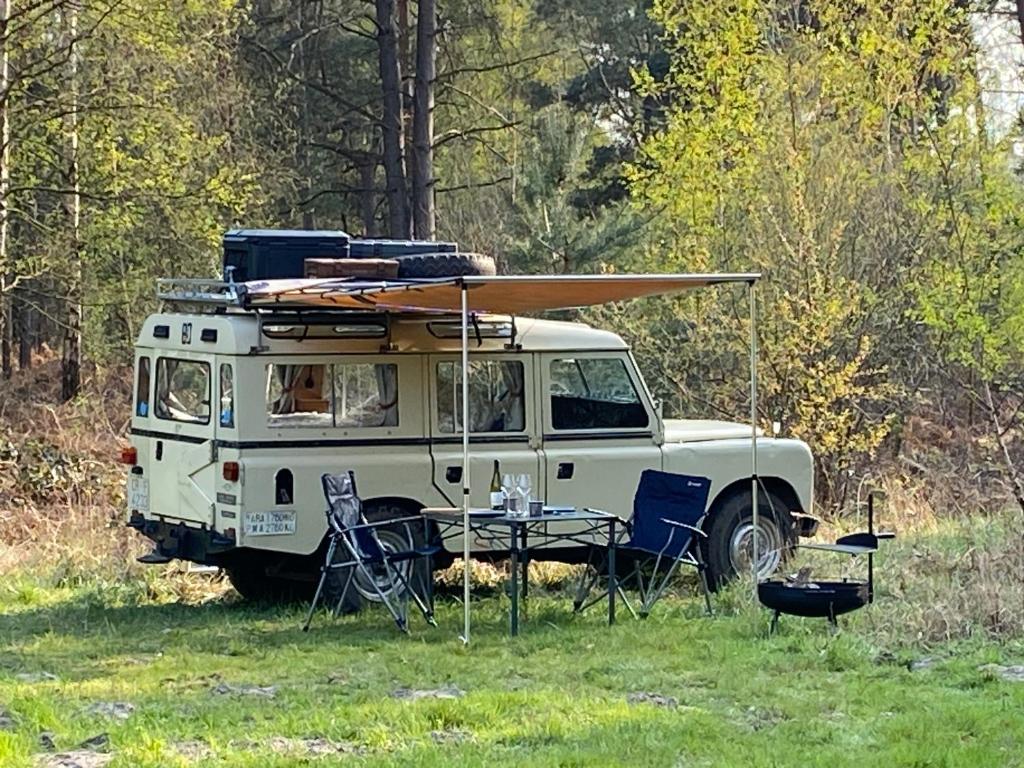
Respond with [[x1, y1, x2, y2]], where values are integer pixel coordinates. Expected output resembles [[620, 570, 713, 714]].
[[342, 538, 408, 633], [303, 537, 337, 631], [391, 560, 434, 626], [420, 554, 437, 626], [573, 547, 599, 612], [617, 585, 639, 620], [642, 555, 683, 617], [693, 546, 714, 616], [332, 567, 356, 616]]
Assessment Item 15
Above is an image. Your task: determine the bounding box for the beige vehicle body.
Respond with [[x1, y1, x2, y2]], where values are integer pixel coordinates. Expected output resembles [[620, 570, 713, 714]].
[[125, 310, 814, 587]]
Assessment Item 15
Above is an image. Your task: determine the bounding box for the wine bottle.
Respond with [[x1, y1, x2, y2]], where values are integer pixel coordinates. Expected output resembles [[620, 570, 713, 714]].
[[489, 460, 503, 510]]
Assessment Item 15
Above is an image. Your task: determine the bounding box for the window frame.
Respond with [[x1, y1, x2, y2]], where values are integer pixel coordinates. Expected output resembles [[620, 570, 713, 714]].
[[154, 356, 212, 426], [543, 352, 653, 434], [261, 357, 403, 432], [431, 355, 530, 437]]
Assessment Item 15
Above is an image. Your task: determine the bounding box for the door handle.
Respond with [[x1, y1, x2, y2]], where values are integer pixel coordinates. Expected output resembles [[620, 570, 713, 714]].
[[156, 441, 163, 461], [445, 465, 462, 483], [557, 462, 574, 480]]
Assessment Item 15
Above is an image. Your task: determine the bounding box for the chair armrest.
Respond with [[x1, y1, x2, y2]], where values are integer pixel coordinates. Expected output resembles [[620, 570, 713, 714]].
[[659, 518, 707, 537], [347, 514, 425, 532]]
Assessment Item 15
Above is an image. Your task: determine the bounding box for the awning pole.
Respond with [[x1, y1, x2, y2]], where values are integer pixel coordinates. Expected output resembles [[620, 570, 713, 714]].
[[460, 281, 471, 645], [749, 280, 759, 601]]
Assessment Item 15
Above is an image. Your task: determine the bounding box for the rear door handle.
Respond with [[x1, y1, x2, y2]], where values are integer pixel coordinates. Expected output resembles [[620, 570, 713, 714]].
[[557, 462, 574, 480], [445, 465, 462, 483], [155, 441, 163, 461]]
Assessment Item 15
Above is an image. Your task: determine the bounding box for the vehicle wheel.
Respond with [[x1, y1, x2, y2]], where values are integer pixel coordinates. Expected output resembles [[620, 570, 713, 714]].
[[395, 252, 497, 278], [346, 501, 430, 606], [225, 560, 314, 603], [703, 488, 795, 590]]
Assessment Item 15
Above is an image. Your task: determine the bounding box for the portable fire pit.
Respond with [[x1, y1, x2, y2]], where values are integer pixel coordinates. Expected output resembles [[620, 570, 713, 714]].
[[759, 491, 894, 633]]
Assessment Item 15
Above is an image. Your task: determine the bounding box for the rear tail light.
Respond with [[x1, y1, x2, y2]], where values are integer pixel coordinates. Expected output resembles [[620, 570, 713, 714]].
[[120, 446, 138, 465], [223, 461, 240, 482]]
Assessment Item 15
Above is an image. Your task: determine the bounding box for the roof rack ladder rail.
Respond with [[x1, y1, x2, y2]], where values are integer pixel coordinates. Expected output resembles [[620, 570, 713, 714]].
[[156, 278, 246, 308]]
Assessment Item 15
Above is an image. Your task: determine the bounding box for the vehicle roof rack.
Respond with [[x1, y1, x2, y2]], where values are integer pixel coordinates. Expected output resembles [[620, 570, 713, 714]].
[[157, 278, 247, 308]]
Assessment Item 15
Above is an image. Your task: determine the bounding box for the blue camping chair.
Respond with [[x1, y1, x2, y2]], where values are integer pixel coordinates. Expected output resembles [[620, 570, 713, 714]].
[[303, 471, 439, 633], [574, 470, 714, 618]]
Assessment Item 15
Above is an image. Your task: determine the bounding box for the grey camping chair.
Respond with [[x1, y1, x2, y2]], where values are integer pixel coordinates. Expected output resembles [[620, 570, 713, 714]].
[[574, 470, 714, 618], [303, 471, 440, 633]]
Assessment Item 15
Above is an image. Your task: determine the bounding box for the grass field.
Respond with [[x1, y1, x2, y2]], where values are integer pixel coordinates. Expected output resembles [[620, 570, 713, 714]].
[[2, 534, 1024, 768]]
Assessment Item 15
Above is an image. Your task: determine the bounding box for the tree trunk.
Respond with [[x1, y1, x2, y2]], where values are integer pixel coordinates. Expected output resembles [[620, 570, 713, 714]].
[[296, 0, 316, 229], [0, 0, 10, 379], [359, 158, 377, 235], [398, 0, 415, 225], [411, 0, 436, 238], [1016, 0, 1024, 47], [60, 4, 81, 402], [375, 0, 409, 238], [17, 287, 32, 370]]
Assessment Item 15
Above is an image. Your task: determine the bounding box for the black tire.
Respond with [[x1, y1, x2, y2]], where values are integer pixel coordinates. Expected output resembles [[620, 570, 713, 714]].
[[225, 558, 315, 603], [702, 488, 795, 591], [323, 500, 430, 610], [321, 544, 364, 616], [395, 252, 497, 278]]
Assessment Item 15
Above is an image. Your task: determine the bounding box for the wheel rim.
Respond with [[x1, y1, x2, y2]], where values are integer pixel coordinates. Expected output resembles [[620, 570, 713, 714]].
[[729, 518, 783, 580], [352, 529, 411, 603]]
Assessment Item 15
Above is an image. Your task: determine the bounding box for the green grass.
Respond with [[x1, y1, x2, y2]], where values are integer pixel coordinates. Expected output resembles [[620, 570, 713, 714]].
[[1, 567, 1023, 768]]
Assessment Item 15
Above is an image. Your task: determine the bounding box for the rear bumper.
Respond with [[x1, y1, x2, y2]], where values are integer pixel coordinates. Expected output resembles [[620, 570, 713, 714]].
[[128, 513, 236, 565]]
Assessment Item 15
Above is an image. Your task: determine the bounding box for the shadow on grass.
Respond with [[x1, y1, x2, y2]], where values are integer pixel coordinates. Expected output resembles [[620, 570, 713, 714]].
[[0, 588, 597, 662]]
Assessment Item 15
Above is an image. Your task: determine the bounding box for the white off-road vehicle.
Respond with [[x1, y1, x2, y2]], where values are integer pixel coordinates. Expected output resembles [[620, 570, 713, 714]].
[[123, 276, 816, 602]]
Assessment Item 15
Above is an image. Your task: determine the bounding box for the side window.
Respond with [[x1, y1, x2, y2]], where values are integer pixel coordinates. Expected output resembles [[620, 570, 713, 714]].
[[135, 357, 150, 417], [155, 358, 211, 424], [334, 363, 399, 427], [549, 357, 648, 430], [219, 363, 235, 428], [437, 360, 525, 433], [266, 364, 332, 427], [266, 362, 399, 428]]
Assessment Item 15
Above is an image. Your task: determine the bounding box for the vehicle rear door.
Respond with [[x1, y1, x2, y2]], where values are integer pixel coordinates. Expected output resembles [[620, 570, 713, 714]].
[[149, 353, 217, 527]]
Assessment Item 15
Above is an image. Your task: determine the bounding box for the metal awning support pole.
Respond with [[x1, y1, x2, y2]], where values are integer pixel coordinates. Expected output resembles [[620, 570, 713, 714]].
[[460, 281, 471, 644], [749, 280, 759, 600]]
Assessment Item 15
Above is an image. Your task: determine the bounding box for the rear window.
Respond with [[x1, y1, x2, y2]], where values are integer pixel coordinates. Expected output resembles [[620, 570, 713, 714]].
[[135, 357, 150, 417], [155, 358, 211, 424], [266, 363, 399, 428]]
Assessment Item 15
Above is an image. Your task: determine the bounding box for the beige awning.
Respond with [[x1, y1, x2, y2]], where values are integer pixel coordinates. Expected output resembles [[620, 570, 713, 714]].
[[243, 273, 759, 314]]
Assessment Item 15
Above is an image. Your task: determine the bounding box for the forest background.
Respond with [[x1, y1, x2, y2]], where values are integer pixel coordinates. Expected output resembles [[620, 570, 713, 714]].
[[3, 0, 1024, 518]]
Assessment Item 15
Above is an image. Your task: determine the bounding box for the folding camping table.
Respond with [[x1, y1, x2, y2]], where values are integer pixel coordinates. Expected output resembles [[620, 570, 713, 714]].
[[422, 507, 622, 636]]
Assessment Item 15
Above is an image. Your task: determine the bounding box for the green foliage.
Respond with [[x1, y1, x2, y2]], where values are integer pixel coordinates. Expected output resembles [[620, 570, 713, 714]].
[[623, 0, 1020, 506]]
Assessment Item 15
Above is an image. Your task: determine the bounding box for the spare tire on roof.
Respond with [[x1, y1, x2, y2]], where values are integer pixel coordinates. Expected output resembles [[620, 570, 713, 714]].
[[395, 252, 497, 278]]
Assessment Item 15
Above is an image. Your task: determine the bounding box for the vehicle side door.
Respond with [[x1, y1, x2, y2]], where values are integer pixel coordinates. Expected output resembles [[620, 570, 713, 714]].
[[540, 352, 662, 518], [428, 353, 541, 552]]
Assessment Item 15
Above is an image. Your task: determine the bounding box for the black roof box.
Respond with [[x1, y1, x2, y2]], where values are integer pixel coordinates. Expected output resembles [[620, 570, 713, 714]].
[[223, 229, 350, 282]]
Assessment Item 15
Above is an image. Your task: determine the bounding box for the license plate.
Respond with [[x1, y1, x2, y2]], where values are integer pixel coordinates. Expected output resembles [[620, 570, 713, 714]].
[[128, 476, 149, 512], [244, 510, 297, 537]]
